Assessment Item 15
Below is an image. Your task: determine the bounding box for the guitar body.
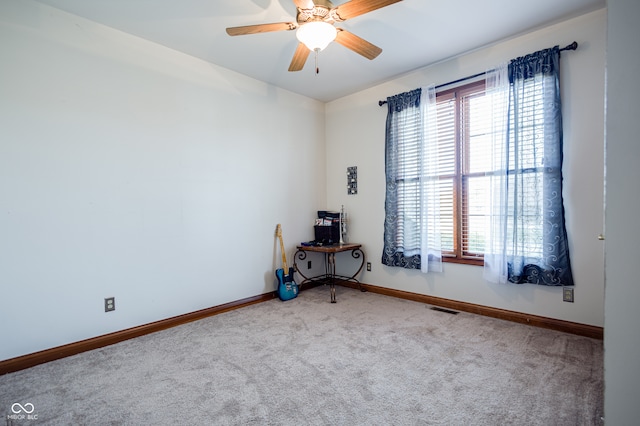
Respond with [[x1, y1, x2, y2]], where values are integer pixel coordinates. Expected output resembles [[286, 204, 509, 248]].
[[275, 266, 298, 301], [275, 224, 298, 301]]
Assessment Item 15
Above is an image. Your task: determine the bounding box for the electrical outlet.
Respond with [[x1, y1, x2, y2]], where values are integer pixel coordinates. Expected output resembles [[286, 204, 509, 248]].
[[366, 262, 371, 272], [105, 297, 115, 312], [563, 288, 574, 303], [307, 260, 312, 269]]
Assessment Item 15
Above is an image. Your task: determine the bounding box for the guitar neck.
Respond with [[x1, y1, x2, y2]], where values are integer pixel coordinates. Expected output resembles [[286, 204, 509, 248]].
[[276, 224, 288, 272]]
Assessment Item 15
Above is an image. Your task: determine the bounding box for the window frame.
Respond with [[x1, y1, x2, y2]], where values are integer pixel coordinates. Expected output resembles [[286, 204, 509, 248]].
[[436, 80, 486, 266]]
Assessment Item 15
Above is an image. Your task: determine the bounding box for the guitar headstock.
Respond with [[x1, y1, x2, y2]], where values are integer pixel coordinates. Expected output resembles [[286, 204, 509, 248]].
[[275, 224, 282, 237]]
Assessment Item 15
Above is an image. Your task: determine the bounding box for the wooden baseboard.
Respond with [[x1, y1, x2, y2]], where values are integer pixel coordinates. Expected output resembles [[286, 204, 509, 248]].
[[1, 281, 602, 376], [0, 292, 277, 376], [340, 281, 604, 340]]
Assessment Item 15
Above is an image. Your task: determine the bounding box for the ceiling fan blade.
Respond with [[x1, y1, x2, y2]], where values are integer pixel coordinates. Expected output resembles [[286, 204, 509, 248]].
[[335, 28, 382, 60], [226, 22, 297, 36], [288, 42, 311, 71], [333, 0, 402, 21]]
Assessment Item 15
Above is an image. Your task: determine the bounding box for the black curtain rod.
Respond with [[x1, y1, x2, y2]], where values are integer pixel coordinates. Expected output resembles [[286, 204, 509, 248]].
[[378, 41, 578, 106]]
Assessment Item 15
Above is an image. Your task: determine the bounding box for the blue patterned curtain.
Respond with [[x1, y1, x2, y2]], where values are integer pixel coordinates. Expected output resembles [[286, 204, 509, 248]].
[[484, 47, 574, 286], [382, 89, 422, 269]]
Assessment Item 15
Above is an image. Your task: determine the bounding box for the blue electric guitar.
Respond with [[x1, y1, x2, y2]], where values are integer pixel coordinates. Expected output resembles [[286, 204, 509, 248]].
[[275, 224, 298, 301]]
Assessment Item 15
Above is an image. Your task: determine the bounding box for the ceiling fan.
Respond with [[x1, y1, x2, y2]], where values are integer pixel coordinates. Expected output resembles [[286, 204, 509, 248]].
[[226, 0, 402, 73]]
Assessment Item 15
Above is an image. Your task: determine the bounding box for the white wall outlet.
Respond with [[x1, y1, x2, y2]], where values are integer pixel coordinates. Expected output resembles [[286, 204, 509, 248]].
[[105, 297, 115, 312], [563, 288, 574, 303]]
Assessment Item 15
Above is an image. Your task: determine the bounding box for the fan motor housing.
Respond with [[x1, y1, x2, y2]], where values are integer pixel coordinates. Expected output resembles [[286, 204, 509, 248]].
[[297, 5, 334, 24]]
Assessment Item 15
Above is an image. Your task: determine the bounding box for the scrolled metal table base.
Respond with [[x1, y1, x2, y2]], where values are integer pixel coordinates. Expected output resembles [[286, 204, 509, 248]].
[[294, 244, 366, 303]]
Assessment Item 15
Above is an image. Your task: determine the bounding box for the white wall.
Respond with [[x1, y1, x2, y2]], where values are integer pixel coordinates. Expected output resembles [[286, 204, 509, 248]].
[[604, 0, 640, 422], [0, 0, 326, 361], [326, 10, 606, 327]]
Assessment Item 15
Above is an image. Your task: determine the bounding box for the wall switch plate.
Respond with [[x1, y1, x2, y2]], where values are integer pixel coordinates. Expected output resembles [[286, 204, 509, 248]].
[[563, 288, 574, 303], [105, 297, 115, 312]]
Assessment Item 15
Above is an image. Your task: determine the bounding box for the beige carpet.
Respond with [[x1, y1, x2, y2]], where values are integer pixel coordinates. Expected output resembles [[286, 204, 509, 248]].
[[0, 286, 603, 425]]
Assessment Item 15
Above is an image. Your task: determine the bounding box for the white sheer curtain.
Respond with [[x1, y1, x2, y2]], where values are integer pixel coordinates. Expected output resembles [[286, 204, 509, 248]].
[[483, 48, 573, 286], [420, 85, 442, 273], [483, 64, 510, 283]]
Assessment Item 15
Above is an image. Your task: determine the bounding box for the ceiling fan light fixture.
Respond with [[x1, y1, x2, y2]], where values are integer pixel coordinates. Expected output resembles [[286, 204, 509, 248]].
[[296, 21, 337, 51]]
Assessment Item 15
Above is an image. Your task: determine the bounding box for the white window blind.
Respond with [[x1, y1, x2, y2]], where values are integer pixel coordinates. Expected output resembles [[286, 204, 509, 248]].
[[434, 81, 489, 262], [504, 78, 547, 258], [394, 104, 422, 255]]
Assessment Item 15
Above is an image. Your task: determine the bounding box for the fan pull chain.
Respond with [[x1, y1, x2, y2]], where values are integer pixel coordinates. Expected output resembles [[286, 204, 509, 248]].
[[314, 48, 320, 75]]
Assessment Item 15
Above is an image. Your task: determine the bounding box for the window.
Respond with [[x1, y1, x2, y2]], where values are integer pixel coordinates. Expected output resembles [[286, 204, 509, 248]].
[[384, 47, 572, 285], [434, 80, 489, 265], [385, 79, 549, 266]]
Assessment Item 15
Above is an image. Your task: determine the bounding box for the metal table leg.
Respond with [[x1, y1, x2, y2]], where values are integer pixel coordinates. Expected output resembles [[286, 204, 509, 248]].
[[328, 252, 336, 303]]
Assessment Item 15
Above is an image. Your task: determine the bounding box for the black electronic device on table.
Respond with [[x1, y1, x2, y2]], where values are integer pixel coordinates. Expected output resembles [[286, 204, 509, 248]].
[[314, 210, 340, 246]]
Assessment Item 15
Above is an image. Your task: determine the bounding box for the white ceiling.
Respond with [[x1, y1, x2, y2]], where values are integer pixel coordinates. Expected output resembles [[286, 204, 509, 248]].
[[34, 0, 605, 102]]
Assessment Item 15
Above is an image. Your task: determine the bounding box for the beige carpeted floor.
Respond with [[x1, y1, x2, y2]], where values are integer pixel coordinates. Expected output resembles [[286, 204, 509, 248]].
[[0, 286, 603, 425]]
